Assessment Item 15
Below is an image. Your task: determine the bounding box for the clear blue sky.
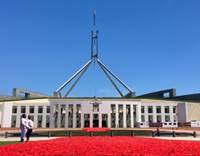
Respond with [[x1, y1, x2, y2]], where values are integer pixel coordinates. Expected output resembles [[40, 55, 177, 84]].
[[0, 0, 200, 97]]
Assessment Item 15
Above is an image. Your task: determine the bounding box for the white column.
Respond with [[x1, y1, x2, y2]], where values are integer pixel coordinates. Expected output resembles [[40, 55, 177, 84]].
[[115, 104, 118, 128], [136, 103, 141, 123], [123, 104, 126, 128], [90, 113, 93, 128], [108, 113, 111, 128], [170, 105, 174, 122], [57, 104, 61, 128], [16, 106, 21, 128], [161, 106, 165, 123], [153, 105, 157, 123], [50, 104, 55, 128], [144, 106, 148, 122], [130, 105, 134, 128], [34, 106, 38, 128], [42, 106, 47, 128], [73, 105, 76, 128], [99, 114, 102, 128], [81, 113, 84, 128], [26, 106, 29, 117], [1, 102, 12, 128], [65, 105, 68, 128]]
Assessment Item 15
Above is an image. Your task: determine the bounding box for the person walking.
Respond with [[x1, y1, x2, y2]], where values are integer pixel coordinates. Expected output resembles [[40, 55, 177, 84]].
[[20, 114, 30, 142], [26, 115, 33, 141]]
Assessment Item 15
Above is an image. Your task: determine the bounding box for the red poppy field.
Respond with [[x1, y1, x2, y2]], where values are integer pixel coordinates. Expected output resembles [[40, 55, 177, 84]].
[[0, 136, 200, 156]]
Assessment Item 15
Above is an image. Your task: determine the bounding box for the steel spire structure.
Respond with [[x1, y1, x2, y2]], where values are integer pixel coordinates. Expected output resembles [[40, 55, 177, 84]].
[[54, 10, 134, 97]]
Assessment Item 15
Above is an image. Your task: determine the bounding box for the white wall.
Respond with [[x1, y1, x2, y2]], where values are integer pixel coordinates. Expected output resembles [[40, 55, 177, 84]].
[[1, 102, 13, 128], [177, 103, 188, 123]]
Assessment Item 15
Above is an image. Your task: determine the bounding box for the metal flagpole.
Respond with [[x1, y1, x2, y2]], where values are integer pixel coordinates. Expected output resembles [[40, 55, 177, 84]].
[[97, 59, 133, 94], [98, 62, 124, 97], [64, 62, 91, 97], [56, 59, 92, 93]]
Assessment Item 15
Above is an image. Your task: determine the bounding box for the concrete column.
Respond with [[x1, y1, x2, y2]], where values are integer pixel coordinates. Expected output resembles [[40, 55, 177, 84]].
[[89, 113, 93, 128], [57, 104, 61, 128], [50, 104, 55, 128], [115, 104, 118, 128], [73, 105, 76, 128], [136, 103, 141, 123], [170, 105, 174, 122], [130, 104, 134, 128], [99, 114, 102, 128], [123, 104, 126, 128], [1, 102, 12, 128], [107, 113, 111, 128], [16, 106, 21, 128], [144, 106, 148, 122], [153, 105, 157, 123], [65, 105, 68, 128], [42, 106, 46, 128], [26, 106, 29, 117], [81, 113, 84, 128], [34, 106, 38, 128], [161, 106, 165, 123]]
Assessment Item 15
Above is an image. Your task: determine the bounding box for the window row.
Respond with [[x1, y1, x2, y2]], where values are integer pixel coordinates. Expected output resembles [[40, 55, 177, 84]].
[[141, 115, 177, 123], [141, 106, 176, 114], [12, 106, 50, 114], [11, 115, 50, 128]]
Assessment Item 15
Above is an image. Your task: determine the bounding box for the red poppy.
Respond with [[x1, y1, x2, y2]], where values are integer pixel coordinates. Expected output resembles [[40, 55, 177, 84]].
[[0, 137, 200, 156]]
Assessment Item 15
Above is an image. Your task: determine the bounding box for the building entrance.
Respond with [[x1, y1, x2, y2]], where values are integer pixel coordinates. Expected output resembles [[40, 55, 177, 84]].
[[84, 114, 90, 127], [102, 114, 108, 127], [93, 114, 99, 127]]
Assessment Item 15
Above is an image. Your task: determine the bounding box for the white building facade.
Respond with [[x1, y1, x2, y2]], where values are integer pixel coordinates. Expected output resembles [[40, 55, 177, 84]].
[[0, 98, 187, 128]]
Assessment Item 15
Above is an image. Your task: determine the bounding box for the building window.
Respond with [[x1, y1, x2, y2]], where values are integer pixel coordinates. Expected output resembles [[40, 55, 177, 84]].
[[84, 114, 90, 127], [12, 106, 17, 114], [21, 106, 26, 114], [29, 106, 34, 114], [141, 106, 145, 113], [68, 104, 73, 128], [102, 114, 108, 128], [173, 115, 177, 122], [126, 105, 131, 128], [156, 106, 161, 113], [163, 92, 170, 98], [148, 106, 153, 113], [76, 104, 81, 128], [38, 106, 43, 114], [46, 106, 50, 114], [61, 105, 66, 128], [165, 115, 170, 122], [37, 115, 43, 128], [148, 115, 153, 123], [46, 115, 50, 128], [141, 115, 145, 122], [173, 106, 176, 114], [93, 114, 99, 127], [118, 105, 123, 128], [111, 104, 116, 128], [165, 106, 170, 113], [111, 104, 116, 113], [157, 115, 161, 123], [11, 115, 17, 128], [93, 103, 99, 112]]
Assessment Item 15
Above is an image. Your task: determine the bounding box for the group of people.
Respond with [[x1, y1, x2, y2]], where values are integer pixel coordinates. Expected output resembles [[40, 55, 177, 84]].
[[20, 114, 33, 142]]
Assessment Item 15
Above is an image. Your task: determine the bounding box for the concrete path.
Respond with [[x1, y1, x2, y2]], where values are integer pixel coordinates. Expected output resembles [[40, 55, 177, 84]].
[[0, 137, 59, 142]]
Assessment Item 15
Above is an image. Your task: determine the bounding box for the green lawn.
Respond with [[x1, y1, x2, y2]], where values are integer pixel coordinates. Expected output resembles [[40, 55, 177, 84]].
[[0, 141, 19, 146]]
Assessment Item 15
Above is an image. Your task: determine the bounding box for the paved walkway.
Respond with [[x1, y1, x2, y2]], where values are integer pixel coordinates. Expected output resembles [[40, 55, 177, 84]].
[[153, 136, 200, 141], [0, 137, 59, 142]]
